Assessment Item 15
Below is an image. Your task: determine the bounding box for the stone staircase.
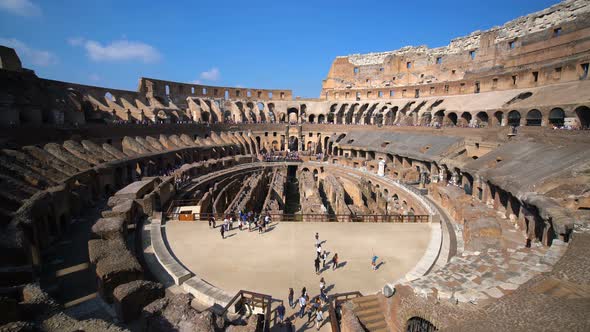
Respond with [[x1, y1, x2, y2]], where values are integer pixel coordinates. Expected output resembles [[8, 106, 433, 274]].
[[350, 294, 389, 332]]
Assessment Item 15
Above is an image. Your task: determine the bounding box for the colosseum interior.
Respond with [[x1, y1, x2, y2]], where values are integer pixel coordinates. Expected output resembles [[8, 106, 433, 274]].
[[0, 0, 589, 331]]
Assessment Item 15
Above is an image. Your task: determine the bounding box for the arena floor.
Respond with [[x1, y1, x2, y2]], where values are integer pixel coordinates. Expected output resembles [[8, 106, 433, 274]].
[[164, 221, 432, 301]]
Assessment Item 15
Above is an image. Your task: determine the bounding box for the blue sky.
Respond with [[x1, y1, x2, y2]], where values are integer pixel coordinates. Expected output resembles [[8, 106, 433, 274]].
[[0, 0, 560, 97]]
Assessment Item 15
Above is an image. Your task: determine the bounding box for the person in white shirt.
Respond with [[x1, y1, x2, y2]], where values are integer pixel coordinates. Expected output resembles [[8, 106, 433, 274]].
[[298, 296, 306, 318]]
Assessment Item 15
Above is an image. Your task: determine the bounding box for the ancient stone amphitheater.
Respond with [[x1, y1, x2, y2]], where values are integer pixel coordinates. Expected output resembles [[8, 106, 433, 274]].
[[1, 1, 589, 331]]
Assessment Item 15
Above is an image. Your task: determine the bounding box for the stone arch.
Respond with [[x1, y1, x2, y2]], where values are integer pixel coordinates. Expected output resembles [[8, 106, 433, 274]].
[[384, 106, 398, 126], [318, 114, 326, 124], [446, 112, 458, 126], [267, 103, 276, 123], [287, 107, 298, 123], [346, 104, 358, 124], [526, 109, 542, 126], [308, 114, 316, 123], [476, 111, 489, 126], [548, 108, 565, 126], [507, 110, 521, 127], [460, 112, 472, 126], [575, 106, 589, 128], [327, 113, 334, 123], [493, 111, 503, 126], [433, 110, 445, 125]]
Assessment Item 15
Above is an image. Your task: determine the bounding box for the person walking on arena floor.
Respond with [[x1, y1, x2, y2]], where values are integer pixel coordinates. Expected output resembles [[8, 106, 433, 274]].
[[321, 250, 328, 268], [315, 232, 320, 247], [288, 288, 295, 309], [372, 254, 379, 271], [315, 256, 321, 274], [220, 224, 225, 239], [298, 295, 306, 318], [277, 302, 285, 324], [332, 253, 339, 270], [315, 308, 324, 331]]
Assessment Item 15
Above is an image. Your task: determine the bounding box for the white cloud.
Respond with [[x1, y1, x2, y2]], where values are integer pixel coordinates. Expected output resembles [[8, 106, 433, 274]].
[[199, 67, 220, 81], [0, 37, 57, 66], [190, 79, 202, 84], [89, 73, 101, 82], [0, 0, 41, 17], [69, 38, 161, 63]]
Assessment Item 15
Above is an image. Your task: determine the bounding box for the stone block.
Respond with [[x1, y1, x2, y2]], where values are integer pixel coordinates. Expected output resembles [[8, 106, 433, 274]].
[[95, 251, 143, 303], [87, 236, 126, 265], [91, 216, 126, 240], [141, 294, 218, 332], [113, 280, 165, 323]]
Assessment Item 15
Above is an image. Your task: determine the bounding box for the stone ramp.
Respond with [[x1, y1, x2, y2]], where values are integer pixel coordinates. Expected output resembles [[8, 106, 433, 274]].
[[350, 294, 389, 332]]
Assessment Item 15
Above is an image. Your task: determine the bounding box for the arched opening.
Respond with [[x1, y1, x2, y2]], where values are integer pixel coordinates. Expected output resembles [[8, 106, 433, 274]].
[[526, 109, 542, 126], [447, 112, 458, 126], [406, 317, 437, 332], [288, 136, 299, 151], [385, 106, 398, 126], [507, 110, 521, 127], [267, 103, 276, 123], [476, 112, 489, 127], [548, 108, 565, 127], [494, 111, 503, 126], [327, 113, 334, 123], [576, 106, 590, 128], [460, 112, 472, 126], [433, 110, 445, 125], [318, 114, 326, 124], [308, 114, 316, 123], [201, 111, 210, 123]]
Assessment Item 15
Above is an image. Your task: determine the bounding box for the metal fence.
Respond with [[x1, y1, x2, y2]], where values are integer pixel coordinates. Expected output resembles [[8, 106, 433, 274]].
[[165, 207, 429, 224]]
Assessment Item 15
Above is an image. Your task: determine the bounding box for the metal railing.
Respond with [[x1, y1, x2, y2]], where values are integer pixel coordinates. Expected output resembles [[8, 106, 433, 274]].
[[328, 291, 364, 332], [221, 290, 273, 332], [165, 209, 430, 223]]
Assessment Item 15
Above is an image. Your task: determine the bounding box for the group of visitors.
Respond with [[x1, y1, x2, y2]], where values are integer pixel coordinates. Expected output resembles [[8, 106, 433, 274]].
[[313, 233, 339, 275], [281, 284, 326, 331], [212, 211, 272, 239]]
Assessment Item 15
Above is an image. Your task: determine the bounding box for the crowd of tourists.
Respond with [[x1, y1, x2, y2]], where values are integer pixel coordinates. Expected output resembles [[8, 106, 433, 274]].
[[210, 211, 273, 239]]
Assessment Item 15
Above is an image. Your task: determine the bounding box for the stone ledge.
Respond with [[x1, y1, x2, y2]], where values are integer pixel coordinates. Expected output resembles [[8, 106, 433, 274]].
[[181, 276, 233, 311], [150, 221, 193, 285]]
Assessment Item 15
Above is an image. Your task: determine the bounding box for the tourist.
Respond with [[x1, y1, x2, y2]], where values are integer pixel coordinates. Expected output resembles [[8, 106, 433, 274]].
[[223, 216, 229, 231], [220, 224, 225, 239], [315, 256, 320, 274], [372, 254, 379, 271], [321, 250, 328, 268], [316, 244, 322, 257], [315, 308, 324, 331], [288, 288, 295, 308], [307, 297, 318, 322], [315, 232, 320, 247], [277, 302, 285, 324], [301, 287, 307, 298], [209, 216, 215, 228], [332, 253, 339, 270], [319, 277, 325, 294], [298, 295, 306, 318], [320, 288, 328, 304]]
